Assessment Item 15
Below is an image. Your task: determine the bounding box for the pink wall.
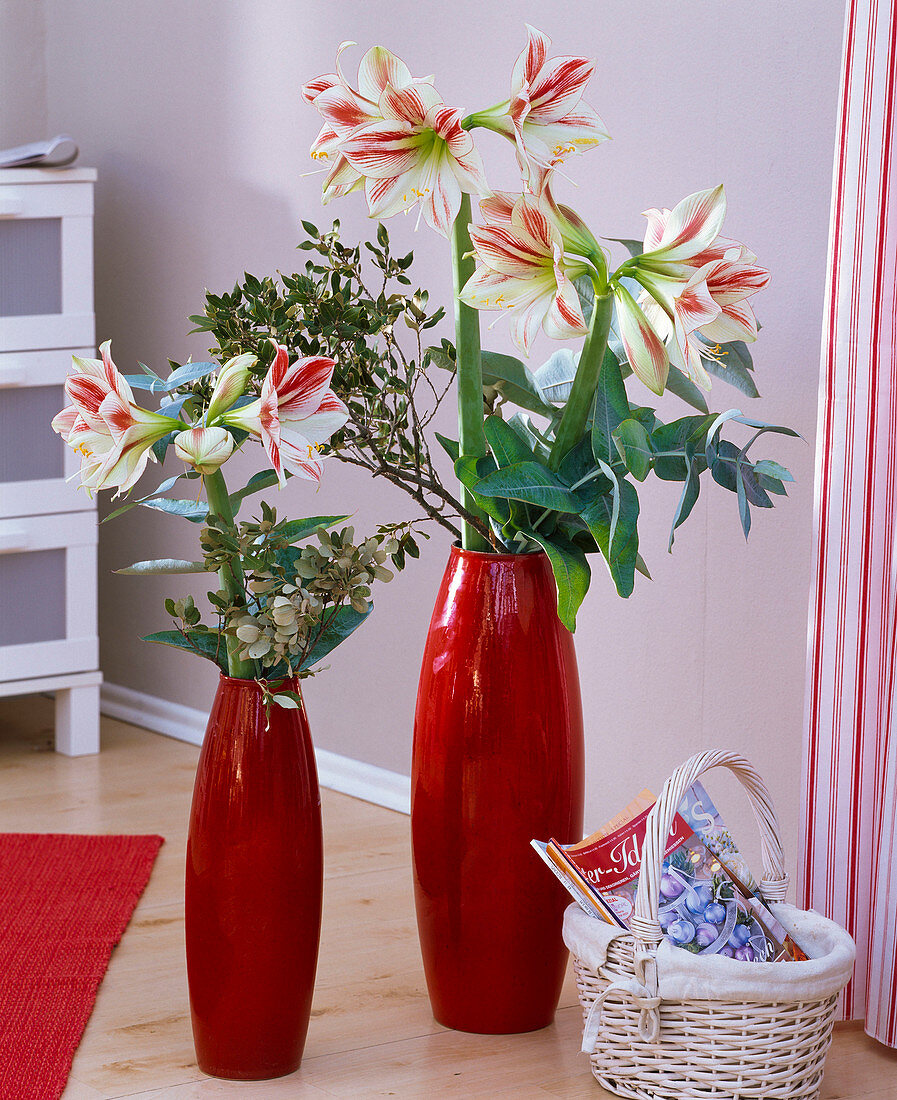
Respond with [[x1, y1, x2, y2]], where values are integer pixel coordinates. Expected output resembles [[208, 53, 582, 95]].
[[34, 0, 843, 870]]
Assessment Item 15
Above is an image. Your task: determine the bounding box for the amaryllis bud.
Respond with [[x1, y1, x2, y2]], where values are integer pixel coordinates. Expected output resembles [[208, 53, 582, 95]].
[[206, 352, 256, 422], [174, 427, 235, 474]]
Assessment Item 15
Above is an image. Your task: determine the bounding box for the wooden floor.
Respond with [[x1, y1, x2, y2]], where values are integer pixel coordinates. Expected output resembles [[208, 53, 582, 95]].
[[0, 698, 896, 1099]]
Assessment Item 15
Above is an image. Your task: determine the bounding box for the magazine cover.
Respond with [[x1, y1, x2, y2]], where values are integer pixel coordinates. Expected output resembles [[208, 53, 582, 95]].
[[534, 782, 802, 962]]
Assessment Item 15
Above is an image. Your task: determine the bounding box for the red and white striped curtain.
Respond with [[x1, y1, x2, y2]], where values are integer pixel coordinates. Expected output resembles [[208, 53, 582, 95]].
[[801, 0, 897, 1045]]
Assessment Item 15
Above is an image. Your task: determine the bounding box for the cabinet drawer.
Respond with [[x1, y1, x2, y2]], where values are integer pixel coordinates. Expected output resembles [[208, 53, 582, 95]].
[[0, 180, 94, 352], [0, 512, 98, 680], [0, 348, 96, 518]]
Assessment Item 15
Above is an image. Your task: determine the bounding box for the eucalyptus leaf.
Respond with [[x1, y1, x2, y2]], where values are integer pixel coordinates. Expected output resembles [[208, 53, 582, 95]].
[[470, 461, 584, 513], [702, 341, 760, 397], [230, 469, 282, 508], [606, 237, 644, 258], [521, 530, 591, 632], [455, 454, 513, 527], [163, 361, 219, 389], [115, 558, 208, 575], [736, 465, 752, 539], [484, 415, 534, 467], [752, 459, 794, 482], [140, 496, 209, 523], [589, 348, 631, 463], [613, 419, 652, 481], [533, 348, 578, 406], [143, 628, 228, 673], [481, 350, 555, 417], [669, 453, 701, 551], [580, 479, 640, 598], [278, 515, 351, 543], [434, 432, 460, 462], [298, 603, 372, 671], [665, 364, 710, 412]]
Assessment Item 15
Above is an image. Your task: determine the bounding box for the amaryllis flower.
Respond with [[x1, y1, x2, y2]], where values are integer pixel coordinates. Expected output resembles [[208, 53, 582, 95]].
[[612, 284, 671, 395], [634, 265, 722, 389], [223, 343, 349, 485], [174, 427, 235, 474], [51, 341, 181, 494], [637, 185, 729, 274], [471, 25, 610, 186], [460, 192, 590, 352], [625, 185, 770, 387], [205, 352, 256, 422], [303, 43, 436, 204], [338, 81, 489, 237]]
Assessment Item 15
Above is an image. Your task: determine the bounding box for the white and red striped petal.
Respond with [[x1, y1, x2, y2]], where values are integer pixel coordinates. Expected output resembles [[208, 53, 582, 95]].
[[526, 55, 596, 123], [340, 121, 426, 179], [479, 191, 517, 227], [379, 82, 442, 126], [302, 73, 339, 105], [511, 24, 551, 93], [645, 185, 728, 265], [699, 299, 760, 343], [614, 285, 670, 395], [357, 45, 415, 102], [468, 223, 548, 277]]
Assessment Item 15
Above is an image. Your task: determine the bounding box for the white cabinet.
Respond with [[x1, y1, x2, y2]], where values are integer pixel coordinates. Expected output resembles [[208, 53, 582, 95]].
[[0, 169, 100, 755]]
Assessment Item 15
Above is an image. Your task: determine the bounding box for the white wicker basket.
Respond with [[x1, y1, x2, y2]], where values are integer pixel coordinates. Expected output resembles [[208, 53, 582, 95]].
[[563, 750, 856, 1100]]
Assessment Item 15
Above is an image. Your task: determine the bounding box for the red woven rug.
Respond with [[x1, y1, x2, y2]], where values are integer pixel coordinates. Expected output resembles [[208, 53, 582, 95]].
[[0, 833, 164, 1099]]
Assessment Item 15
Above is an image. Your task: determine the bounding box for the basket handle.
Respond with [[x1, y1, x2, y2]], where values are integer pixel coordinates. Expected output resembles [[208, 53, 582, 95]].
[[629, 750, 789, 950]]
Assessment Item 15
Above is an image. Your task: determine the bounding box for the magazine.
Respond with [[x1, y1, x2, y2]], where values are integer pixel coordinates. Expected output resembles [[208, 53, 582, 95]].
[[532, 782, 804, 963]]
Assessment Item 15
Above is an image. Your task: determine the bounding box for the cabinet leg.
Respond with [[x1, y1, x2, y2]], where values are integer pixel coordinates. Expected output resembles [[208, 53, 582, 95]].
[[55, 683, 100, 756]]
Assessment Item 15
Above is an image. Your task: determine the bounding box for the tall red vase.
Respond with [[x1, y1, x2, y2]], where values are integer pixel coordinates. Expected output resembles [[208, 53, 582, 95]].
[[412, 546, 585, 1034], [185, 675, 323, 1080]]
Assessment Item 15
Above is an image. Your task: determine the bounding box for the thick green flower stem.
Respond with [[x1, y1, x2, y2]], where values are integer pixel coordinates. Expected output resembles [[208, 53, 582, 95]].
[[202, 469, 254, 679], [451, 193, 491, 552], [548, 293, 614, 471]]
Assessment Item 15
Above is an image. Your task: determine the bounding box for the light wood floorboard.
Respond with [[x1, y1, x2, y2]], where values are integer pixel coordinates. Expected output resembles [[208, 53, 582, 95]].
[[0, 696, 894, 1098]]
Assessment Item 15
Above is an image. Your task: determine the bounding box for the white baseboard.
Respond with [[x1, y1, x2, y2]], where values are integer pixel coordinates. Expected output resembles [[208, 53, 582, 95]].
[[100, 682, 411, 815]]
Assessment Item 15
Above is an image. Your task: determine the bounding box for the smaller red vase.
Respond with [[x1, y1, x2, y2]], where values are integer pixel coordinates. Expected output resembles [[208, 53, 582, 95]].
[[185, 675, 323, 1080]]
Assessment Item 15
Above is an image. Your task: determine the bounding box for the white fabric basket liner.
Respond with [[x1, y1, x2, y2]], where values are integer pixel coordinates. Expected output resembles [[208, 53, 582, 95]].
[[564, 901, 856, 1004]]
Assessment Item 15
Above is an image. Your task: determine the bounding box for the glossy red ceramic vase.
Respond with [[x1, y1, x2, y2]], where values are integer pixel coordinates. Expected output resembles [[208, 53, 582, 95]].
[[412, 546, 585, 1034], [185, 675, 323, 1080]]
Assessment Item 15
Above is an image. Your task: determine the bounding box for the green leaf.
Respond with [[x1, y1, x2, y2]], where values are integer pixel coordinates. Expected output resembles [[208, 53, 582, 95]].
[[589, 348, 631, 463], [470, 461, 584, 513], [424, 345, 456, 373], [606, 237, 644, 258], [613, 419, 652, 481], [164, 361, 219, 389], [532, 348, 577, 406], [278, 515, 351, 543], [140, 497, 209, 523], [298, 604, 372, 672], [481, 350, 555, 417], [580, 480, 640, 598], [668, 453, 701, 551], [575, 275, 594, 323], [152, 431, 177, 463], [229, 469, 282, 508], [665, 364, 710, 412], [752, 459, 794, 483], [520, 532, 591, 632], [703, 341, 760, 398], [270, 689, 304, 710], [115, 558, 208, 575], [143, 629, 228, 673], [736, 465, 752, 539], [454, 455, 512, 527], [434, 432, 460, 462], [484, 415, 534, 467]]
